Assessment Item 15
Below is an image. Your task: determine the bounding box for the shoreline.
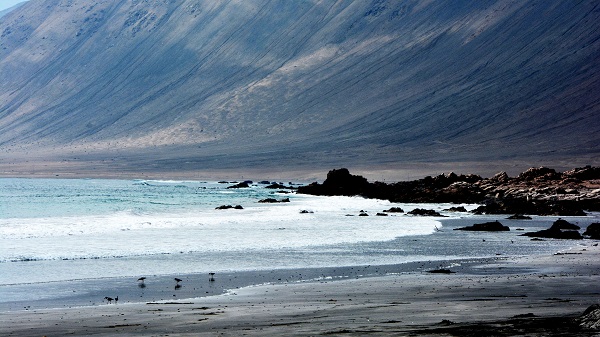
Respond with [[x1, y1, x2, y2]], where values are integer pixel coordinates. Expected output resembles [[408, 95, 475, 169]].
[[0, 256, 507, 312], [1, 242, 599, 336]]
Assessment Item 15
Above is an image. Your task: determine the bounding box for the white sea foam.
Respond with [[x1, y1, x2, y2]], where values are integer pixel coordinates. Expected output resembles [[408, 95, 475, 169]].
[[0, 192, 440, 262]]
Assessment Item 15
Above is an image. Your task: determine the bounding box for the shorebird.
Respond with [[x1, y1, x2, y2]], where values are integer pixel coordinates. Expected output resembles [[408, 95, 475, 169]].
[[209, 272, 215, 282], [115, 296, 118, 304], [174, 277, 182, 284], [137, 277, 146, 283]]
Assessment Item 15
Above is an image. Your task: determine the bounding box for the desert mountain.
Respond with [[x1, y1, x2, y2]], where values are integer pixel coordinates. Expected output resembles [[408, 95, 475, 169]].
[[0, 0, 599, 178]]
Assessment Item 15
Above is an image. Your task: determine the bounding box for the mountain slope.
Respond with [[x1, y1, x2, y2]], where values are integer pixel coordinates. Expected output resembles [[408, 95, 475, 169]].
[[0, 0, 599, 178]]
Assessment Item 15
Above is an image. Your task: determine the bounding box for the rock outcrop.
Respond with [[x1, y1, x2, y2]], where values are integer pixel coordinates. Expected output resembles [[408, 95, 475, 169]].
[[297, 166, 600, 216]]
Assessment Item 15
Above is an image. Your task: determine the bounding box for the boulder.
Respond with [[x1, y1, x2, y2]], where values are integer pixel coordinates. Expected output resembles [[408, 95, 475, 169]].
[[427, 269, 455, 274], [583, 223, 600, 239], [383, 207, 404, 213], [444, 206, 468, 212], [215, 205, 243, 210], [408, 208, 444, 217], [550, 219, 580, 230], [258, 198, 290, 203], [265, 183, 295, 189], [521, 220, 583, 240], [454, 220, 510, 231], [227, 182, 250, 189], [507, 214, 532, 220]]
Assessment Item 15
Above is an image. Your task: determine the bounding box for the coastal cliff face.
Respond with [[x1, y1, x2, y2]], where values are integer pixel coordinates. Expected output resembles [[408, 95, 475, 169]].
[[0, 0, 599, 176]]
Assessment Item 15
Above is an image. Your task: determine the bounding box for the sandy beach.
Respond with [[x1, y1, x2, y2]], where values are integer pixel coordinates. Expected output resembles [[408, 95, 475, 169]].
[[1, 242, 599, 336]]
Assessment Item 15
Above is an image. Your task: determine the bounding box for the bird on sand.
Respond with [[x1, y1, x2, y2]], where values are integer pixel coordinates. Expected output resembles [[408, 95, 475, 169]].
[[137, 277, 146, 283], [174, 277, 182, 284]]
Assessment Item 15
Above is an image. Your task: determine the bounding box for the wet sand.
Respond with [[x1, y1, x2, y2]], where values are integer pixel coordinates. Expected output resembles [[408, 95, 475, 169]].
[[1, 243, 599, 336]]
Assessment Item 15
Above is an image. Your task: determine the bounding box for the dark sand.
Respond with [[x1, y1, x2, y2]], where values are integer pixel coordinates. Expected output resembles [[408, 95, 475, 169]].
[[1, 243, 599, 336]]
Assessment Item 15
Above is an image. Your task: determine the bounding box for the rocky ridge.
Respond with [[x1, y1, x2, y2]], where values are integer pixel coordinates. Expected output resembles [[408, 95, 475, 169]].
[[297, 166, 600, 216]]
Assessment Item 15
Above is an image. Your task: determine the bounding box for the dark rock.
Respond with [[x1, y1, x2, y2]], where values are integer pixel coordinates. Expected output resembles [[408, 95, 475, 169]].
[[408, 208, 444, 217], [583, 223, 600, 239], [258, 198, 278, 203], [550, 219, 580, 230], [427, 269, 455, 274], [227, 182, 250, 189], [438, 319, 456, 325], [383, 207, 404, 213], [359, 211, 369, 216], [444, 206, 467, 212], [472, 199, 586, 216], [258, 198, 290, 203], [297, 168, 369, 196], [265, 183, 296, 189], [454, 220, 510, 231], [299, 210, 314, 214], [521, 220, 583, 240], [507, 214, 532, 219], [376, 212, 388, 216], [215, 205, 243, 210]]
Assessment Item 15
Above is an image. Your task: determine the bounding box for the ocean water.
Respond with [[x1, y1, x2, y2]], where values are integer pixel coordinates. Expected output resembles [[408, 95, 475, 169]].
[[0, 178, 595, 310]]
